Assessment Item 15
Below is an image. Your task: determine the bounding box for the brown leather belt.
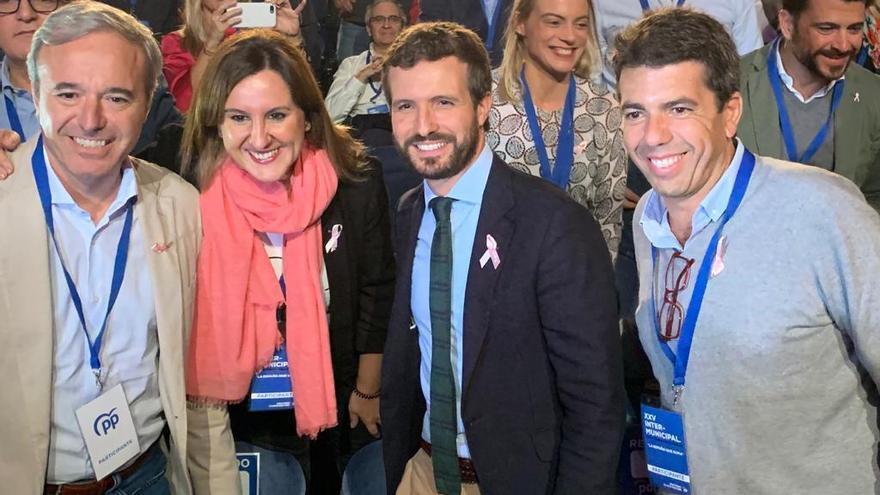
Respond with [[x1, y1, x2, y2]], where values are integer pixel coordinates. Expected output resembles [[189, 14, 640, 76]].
[[419, 439, 479, 484], [44, 443, 156, 495]]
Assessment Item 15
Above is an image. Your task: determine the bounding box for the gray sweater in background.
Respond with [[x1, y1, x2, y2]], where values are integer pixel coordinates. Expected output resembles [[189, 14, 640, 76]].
[[634, 154, 880, 494]]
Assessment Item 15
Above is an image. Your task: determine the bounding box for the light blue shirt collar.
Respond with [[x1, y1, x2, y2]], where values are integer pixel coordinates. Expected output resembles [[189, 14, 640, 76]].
[[775, 40, 844, 104], [1, 57, 14, 93], [422, 141, 494, 208], [43, 143, 138, 224], [640, 140, 746, 251], [1, 56, 29, 94]]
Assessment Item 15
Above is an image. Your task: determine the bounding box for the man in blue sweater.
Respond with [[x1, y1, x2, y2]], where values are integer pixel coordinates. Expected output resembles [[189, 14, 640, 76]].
[[616, 8, 880, 494]]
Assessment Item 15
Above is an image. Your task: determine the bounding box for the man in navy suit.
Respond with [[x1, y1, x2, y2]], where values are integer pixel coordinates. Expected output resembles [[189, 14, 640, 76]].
[[379, 22, 625, 495]]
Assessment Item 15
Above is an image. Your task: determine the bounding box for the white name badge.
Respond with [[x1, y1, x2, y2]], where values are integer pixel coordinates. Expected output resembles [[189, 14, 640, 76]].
[[75, 383, 141, 480]]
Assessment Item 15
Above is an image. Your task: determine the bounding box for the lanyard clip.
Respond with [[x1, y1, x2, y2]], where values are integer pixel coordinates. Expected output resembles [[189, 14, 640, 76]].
[[672, 384, 684, 406], [93, 368, 104, 391]]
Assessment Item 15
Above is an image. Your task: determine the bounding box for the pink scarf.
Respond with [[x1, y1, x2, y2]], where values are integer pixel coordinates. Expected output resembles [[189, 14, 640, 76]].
[[187, 146, 339, 438]]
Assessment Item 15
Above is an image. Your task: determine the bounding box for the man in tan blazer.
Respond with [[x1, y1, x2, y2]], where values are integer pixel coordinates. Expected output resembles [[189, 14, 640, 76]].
[[0, 3, 239, 494]]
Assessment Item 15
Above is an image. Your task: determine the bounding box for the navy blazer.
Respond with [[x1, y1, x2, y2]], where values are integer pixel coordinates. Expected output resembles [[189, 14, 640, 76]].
[[380, 156, 625, 494], [419, 0, 513, 66]]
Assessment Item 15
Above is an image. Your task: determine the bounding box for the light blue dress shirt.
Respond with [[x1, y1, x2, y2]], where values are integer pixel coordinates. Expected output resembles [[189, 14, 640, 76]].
[[483, 0, 500, 23], [640, 140, 746, 251], [411, 143, 494, 459], [0, 56, 39, 139], [43, 147, 163, 482]]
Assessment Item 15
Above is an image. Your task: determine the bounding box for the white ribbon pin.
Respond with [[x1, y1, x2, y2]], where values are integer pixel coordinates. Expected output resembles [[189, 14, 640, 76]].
[[325, 224, 343, 253], [479, 234, 501, 269], [855, 92, 860, 103]]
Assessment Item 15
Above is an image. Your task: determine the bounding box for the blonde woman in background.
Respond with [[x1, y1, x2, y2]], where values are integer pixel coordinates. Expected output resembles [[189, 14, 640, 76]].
[[489, 0, 626, 260]]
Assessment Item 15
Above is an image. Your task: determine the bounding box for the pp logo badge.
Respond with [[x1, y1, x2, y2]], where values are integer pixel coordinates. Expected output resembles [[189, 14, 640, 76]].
[[93, 408, 120, 436]]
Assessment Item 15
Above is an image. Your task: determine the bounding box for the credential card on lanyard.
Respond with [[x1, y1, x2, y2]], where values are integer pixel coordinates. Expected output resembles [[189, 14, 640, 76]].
[[641, 403, 691, 493], [249, 275, 294, 411], [75, 384, 141, 480], [249, 345, 294, 411]]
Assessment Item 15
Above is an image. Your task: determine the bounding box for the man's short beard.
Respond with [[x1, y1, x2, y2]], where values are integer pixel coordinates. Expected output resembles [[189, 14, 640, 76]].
[[792, 27, 855, 82], [396, 118, 481, 180]]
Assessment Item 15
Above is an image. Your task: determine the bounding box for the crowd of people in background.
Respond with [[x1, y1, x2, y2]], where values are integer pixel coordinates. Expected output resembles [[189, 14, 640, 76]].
[[1, 0, 880, 495]]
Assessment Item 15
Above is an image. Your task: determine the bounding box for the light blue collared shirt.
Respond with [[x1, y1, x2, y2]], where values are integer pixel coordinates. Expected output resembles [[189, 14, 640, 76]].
[[0, 56, 39, 139], [483, 0, 499, 22], [640, 141, 746, 251], [411, 143, 494, 459], [43, 146, 164, 482]]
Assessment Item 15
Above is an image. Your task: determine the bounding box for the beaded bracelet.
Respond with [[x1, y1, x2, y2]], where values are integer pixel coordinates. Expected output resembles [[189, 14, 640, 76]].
[[353, 388, 380, 400]]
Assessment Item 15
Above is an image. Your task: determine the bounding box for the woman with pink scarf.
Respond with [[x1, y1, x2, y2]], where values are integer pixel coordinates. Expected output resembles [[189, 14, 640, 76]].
[[180, 29, 394, 490]]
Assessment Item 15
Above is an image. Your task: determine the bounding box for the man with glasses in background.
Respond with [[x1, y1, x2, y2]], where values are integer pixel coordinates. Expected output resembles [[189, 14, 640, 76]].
[[325, 0, 405, 128], [617, 8, 880, 494], [0, 0, 182, 171]]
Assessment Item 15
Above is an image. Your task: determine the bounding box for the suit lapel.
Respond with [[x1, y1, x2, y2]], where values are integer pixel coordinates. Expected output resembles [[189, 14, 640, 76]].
[[747, 49, 785, 157], [399, 185, 425, 312], [832, 69, 864, 181], [462, 159, 515, 395], [134, 165, 187, 456], [322, 194, 347, 324]]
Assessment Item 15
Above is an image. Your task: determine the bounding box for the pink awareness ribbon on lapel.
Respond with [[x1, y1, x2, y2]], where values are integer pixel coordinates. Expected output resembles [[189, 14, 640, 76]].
[[325, 224, 343, 253], [479, 234, 501, 269], [710, 235, 727, 277]]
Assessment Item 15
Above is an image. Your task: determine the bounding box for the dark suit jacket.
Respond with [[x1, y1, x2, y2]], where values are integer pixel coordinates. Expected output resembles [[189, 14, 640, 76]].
[[381, 156, 625, 494], [419, 0, 513, 66], [229, 161, 396, 450], [739, 43, 880, 211], [99, 0, 182, 37]]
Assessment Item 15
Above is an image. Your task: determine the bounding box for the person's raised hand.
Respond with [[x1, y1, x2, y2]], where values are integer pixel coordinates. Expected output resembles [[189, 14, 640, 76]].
[[205, 0, 241, 53], [0, 130, 22, 180]]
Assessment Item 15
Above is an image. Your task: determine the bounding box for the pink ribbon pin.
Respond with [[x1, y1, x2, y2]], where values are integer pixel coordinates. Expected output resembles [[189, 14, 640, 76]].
[[151, 242, 171, 253], [710, 235, 727, 278], [324, 224, 343, 253], [479, 234, 501, 269]]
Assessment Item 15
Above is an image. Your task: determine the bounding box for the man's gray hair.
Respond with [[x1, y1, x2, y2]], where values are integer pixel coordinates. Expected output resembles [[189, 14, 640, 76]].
[[27, 2, 163, 99], [364, 0, 407, 26]]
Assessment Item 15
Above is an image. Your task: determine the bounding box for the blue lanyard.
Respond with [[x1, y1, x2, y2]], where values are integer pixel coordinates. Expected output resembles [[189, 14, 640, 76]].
[[128, 0, 137, 13], [767, 39, 844, 164], [639, 0, 685, 11], [364, 51, 383, 103], [649, 149, 756, 404], [31, 135, 135, 387], [481, 0, 503, 51], [520, 69, 576, 189], [4, 94, 25, 140]]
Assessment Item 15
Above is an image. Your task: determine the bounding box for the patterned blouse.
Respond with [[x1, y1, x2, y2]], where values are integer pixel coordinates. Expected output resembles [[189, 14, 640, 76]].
[[488, 70, 627, 260], [865, 5, 880, 72]]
